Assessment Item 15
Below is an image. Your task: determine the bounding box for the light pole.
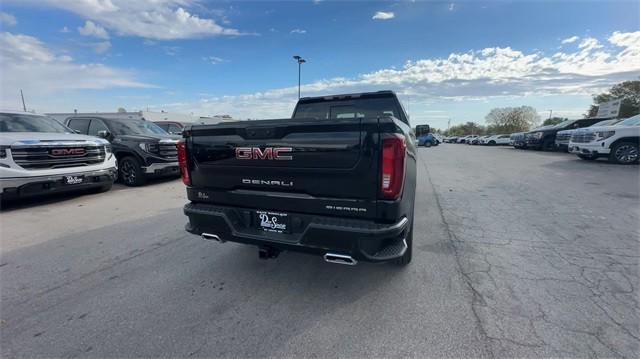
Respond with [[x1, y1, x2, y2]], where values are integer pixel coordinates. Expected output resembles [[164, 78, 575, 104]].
[[293, 55, 306, 99], [548, 109, 553, 120]]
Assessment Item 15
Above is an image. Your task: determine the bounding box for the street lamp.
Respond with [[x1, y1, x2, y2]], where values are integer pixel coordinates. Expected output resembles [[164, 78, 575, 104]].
[[293, 55, 306, 99]]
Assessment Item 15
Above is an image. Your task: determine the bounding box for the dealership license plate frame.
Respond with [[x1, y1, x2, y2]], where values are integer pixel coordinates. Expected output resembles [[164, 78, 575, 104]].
[[256, 210, 290, 234], [63, 175, 85, 185]]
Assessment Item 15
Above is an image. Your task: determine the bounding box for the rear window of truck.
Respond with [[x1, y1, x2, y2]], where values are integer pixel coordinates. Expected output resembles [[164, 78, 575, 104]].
[[293, 97, 405, 123]]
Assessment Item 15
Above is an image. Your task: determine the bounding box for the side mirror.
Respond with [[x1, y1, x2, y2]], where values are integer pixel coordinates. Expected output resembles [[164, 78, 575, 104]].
[[97, 130, 111, 139], [72, 129, 81, 134]]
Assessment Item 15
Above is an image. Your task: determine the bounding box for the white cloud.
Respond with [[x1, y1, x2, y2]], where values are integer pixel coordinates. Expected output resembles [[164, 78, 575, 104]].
[[0, 31, 153, 110], [0, 12, 17, 26], [182, 31, 640, 120], [202, 56, 225, 65], [78, 20, 109, 39], [560, 35, 579, 44], [93, 41, 111, 53], [448, 3, 456, 11], [28, 0, 246, 40], [290, 29, 306, 34], [60, 26, 70, 33], [372, 11, 395, 20], [578, 37, 602, 51]]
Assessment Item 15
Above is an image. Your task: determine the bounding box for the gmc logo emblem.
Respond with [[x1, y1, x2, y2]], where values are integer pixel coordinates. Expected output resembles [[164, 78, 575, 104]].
[[50, 148, 85, 156], [235, 147, 293, 160]]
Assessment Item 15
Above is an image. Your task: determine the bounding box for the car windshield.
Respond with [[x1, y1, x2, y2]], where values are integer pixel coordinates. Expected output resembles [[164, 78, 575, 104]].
[[553, 120, 575, 129], [618, 115, 640, 126], [590, 119, 620, 127], [106, 119, 169, 136], [0, 114, 71, 133]]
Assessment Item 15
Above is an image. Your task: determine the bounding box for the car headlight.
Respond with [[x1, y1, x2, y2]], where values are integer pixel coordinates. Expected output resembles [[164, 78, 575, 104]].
[[105, 144, 112, 154], [0, 145, 8, 159], [139, 142, 159, 153], [594, 131, 615, 141]]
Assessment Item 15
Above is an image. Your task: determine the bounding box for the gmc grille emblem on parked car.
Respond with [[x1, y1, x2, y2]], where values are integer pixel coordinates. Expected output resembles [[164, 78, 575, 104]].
[[235, 147, 293, 160], [50, 148, 86, 156]]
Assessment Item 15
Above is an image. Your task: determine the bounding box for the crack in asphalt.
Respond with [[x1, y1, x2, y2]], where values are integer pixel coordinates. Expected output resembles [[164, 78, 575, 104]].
[[418, 147, 639, 358], [419, 155, 496, 358]]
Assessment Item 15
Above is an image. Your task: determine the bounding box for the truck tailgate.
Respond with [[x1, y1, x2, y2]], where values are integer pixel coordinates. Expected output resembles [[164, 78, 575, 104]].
[[186, 118, 379, 209]]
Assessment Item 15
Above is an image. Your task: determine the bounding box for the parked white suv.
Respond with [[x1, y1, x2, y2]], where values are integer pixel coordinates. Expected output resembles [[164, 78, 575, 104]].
[[482, 134, 511, 145], [0, 111, 117, 201], [569, 114, 640, 164]]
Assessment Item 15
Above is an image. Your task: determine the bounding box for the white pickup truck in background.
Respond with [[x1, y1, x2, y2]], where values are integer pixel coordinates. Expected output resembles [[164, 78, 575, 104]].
[[0, 111, 118, 202], [569, 114, 640, 164]]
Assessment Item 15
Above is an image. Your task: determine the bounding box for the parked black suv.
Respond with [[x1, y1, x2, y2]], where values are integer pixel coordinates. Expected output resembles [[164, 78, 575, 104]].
[[65, 116, 180, 186], [181, 91, 418, 265], [526, 118, 604, 151]]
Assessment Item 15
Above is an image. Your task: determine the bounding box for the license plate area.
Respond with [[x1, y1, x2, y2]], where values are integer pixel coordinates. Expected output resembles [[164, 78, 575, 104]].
[[256, 210, 290, 233], [63, 175, 84, 185]]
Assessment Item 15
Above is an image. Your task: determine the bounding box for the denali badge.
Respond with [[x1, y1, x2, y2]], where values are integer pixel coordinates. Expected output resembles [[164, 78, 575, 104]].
[[51, 148, 85, 156], [242, 179, 293, 187], [235, 147, 293, 160]]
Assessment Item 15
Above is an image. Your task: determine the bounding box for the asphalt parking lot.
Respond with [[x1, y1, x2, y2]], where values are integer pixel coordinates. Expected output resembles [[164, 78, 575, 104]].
[[1, 144, 638, 357]]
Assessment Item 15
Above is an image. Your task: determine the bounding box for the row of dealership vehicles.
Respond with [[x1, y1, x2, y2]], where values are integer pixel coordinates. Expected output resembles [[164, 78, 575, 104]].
[[515, 115, 639, 164], [440, 114, 639, 164], [0, 111, 183, 202]]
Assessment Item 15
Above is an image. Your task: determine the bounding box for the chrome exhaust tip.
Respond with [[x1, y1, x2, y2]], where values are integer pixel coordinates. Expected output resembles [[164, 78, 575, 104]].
[[201, 233, 225, 243], [324, 253, 357, 266]]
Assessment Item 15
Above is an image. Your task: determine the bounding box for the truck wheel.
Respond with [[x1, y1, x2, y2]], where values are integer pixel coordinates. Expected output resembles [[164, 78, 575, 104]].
[[609, 141, 639, 164], [119, 157, 146, 186], [425, 141, 432, 148], [577, 154, 597, 161]]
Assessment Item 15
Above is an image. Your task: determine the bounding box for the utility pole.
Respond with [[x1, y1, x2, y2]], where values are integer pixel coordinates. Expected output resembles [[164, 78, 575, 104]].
[[293, 55, 306, 99], [548, 109, 553, 120], [20, 89, 26, 112]]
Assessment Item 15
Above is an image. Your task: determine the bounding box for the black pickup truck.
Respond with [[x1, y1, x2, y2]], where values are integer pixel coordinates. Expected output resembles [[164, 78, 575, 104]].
[[180, 91, 418, 265]]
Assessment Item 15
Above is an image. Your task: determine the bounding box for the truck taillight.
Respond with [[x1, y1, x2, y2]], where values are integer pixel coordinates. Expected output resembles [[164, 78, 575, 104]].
[[177, 139, 190, 185], [380, 133, 406, 200]]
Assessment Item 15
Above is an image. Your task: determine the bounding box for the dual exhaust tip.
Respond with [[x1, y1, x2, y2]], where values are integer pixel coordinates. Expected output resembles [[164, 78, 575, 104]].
[[202, 233, 357, 266]]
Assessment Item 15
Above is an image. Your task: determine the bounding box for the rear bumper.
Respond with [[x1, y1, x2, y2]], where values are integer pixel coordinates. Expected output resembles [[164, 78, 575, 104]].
[[184, 202, 409, 263], [0, 167, 116, 200]]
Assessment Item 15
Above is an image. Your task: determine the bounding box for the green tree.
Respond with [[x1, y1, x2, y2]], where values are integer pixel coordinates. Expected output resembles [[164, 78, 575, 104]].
[[447, 122, 485, 136], [542, 117, 567, 126], [484, 106, 540, 133], [586, 80, 640, 118]]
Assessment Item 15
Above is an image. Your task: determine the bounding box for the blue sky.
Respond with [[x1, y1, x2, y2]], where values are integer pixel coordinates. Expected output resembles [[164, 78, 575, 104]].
[[1, 0, 639, 129]]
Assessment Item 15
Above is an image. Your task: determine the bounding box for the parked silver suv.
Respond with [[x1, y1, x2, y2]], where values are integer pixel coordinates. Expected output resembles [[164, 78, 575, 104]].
[[0, 111, 117, 201]]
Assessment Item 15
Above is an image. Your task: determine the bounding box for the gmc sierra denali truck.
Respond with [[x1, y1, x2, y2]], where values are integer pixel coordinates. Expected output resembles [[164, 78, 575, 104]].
[[1, 111, 117, 201], [180, 91, 417, 265]]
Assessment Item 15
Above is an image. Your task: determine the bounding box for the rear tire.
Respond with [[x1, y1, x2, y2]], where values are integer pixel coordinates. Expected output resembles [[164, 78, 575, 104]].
[[425, 141, 432, 148], [119, 156, 146, 186], [489, 141, 496, 146], [609, 141, 639, 164]]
